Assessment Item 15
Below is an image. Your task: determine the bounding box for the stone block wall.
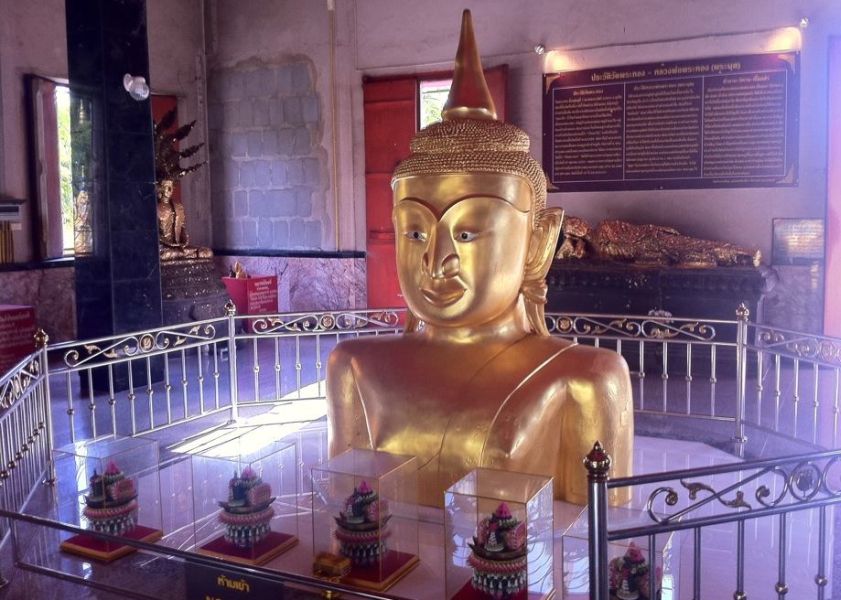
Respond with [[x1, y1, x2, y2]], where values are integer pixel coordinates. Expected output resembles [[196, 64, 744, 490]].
[[208, 59, 326, 250]]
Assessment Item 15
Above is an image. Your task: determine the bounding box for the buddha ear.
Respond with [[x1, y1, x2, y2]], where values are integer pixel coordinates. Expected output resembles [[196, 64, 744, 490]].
[[525, 208, 563, 281]]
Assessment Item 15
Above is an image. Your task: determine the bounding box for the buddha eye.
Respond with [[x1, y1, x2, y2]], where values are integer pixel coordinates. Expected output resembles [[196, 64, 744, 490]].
[[456, 231, 478, 242], [404, 230, 427, 242]]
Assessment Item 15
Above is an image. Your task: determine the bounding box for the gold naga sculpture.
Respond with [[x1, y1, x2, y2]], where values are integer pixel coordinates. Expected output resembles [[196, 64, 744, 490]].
[[154, 109, 212, 261], [557, 216, 761, 268], [326, 10, 633, 507]]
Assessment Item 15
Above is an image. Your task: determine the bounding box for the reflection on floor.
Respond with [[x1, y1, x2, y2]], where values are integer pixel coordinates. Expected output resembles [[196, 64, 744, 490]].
[[1, 414, 835, 600]]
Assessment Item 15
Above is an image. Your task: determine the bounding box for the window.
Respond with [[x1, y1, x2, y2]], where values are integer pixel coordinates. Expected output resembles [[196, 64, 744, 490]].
[[419, 78, 452, 129], [29, 76, 77, 258], [55, 85, 74, 254], [29, 78, 177, 260]]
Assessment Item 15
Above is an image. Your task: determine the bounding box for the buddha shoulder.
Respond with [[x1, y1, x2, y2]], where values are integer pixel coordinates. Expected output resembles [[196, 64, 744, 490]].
[[328, 333, 628, 382], [554, 340, 630, 376], [326, 334, 410, 370], [550, 341, 632, 409]]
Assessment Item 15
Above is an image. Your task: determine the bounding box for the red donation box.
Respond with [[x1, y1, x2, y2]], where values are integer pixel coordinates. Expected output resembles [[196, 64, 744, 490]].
[[222, 276, 278, 332], [0, 305, 37, 375]]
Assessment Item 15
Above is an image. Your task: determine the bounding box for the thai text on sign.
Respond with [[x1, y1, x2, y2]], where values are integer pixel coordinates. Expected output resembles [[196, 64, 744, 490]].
[[542, 53, 799, 191]]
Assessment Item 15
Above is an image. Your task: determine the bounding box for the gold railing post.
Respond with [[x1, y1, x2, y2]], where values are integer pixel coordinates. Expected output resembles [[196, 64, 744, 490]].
[[34, 328, 55, 485], [734, 303, 749, 456], [225, 300, 239, 423]]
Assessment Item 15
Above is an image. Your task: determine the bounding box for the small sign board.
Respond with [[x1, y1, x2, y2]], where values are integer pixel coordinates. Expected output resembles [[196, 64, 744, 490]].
[[222, 275, 279, 332], [772, 218, 824, 265], [0, 305, 35, 374], [185, 560, 284, 600]]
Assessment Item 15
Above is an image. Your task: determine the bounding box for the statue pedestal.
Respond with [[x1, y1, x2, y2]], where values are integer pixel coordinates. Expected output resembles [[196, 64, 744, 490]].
[[160, 258, 228, 325], [546, 261, 777, 377], [547, 261, 776, 322]]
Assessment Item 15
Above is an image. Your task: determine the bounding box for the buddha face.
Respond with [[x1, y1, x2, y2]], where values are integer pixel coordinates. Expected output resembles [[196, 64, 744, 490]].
[[393, 173, 534, 329], [157, 179, 174, 203]]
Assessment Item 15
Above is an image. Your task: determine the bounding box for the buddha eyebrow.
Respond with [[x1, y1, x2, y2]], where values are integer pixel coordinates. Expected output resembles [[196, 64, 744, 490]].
[[398, 193, 521, 219]]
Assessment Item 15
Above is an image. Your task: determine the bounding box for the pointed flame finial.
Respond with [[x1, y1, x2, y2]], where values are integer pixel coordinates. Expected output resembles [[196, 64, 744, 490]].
[[441, 10, 497, 121]]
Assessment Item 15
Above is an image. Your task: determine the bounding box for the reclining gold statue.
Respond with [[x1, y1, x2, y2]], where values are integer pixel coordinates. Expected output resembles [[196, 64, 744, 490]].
[[326, 11, 633, 507], [557, 216, 761, 268]]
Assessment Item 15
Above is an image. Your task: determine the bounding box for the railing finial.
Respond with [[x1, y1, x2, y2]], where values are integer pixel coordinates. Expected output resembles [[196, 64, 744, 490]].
[[736, 303, 750, 321], [224, 299, 237, 317], [34, 328, 49, 349], [584, 440, 612, 481]]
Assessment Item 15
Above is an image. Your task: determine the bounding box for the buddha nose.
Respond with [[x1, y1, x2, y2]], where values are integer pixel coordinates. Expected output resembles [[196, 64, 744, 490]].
[[422, 229, 460, 279]]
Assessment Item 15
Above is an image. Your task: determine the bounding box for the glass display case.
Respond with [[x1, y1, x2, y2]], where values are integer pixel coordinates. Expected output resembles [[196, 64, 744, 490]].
[[190, 436, 299, 566], [311, 448, 419, 591], [53, 435, 163, 562], [561, 506, 680, 600], [444, 468, 554, 599]]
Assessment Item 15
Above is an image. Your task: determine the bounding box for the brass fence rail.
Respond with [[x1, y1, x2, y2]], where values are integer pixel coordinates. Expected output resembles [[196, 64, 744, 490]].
[[0, 305, 838, 596]]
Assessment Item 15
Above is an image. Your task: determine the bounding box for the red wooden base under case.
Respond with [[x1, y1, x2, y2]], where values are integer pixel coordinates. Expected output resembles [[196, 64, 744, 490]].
[[60, 525, 163, 563], [342, 550, 419, 592], [197, 531, 298, 566]]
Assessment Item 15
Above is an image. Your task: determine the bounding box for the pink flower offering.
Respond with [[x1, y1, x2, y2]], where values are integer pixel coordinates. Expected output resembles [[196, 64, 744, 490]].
[[358, 480, 372, 494], [364, 499, 383, 522], [104, 461, 120, 476], [501, 521, 527, 552], [476, 518, 491, 545], [494, 502, 512, 519], [241, 465, 256, 479], [626, 542, 645, 563]]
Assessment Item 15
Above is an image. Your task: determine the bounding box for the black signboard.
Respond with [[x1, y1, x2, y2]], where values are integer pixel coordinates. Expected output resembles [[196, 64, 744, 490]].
[[543, 53, 799, 191], [185, 560, 285, 600], [772, 218, 824, 264]]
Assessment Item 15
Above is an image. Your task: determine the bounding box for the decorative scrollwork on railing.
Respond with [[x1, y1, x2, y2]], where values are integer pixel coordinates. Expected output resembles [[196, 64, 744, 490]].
[[647, 478, 752, 524], [63, 323, 218, 368], [546, 314, 718, 342], [0, 355, 42, 411], [754, 459, 841, 507], [643, 454, 841, 526], [754, 326, 841, 367], [249, 310, 402, 336]]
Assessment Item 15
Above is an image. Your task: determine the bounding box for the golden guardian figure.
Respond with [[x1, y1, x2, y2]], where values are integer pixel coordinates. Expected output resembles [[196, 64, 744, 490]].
[[326, 10, 633, 507]]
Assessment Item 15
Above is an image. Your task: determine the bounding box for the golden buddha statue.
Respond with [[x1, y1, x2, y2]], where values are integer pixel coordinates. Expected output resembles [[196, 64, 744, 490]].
[[154, 109, 211, 262], [326, 11, 633, 507], [156, 178, 211, 261]]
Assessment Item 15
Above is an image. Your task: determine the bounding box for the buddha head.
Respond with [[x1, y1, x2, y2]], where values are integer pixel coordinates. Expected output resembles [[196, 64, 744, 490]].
[[157, 179, 174, 204], [391, 10, 562, 336]]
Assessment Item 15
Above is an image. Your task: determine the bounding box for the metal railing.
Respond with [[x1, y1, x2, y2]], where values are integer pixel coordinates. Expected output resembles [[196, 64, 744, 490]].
[[1, 304, 840, 596], [585, 441, 841, 600]]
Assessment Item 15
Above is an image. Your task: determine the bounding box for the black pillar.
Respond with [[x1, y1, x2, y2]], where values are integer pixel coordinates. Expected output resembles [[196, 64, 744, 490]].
[[66, 0, 162, 342]]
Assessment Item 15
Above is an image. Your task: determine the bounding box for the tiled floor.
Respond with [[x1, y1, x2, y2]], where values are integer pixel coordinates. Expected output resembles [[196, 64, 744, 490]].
[[2, 329, 838, 598], [1, 410, 836, 600]]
